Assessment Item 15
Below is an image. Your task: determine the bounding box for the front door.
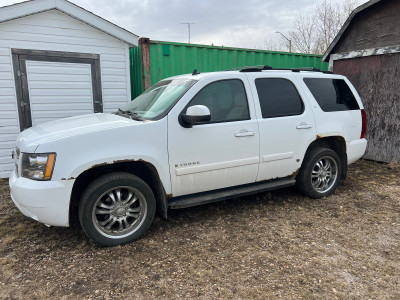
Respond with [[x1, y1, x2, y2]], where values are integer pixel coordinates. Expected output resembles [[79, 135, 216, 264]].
[[167, 75, 259, 197]]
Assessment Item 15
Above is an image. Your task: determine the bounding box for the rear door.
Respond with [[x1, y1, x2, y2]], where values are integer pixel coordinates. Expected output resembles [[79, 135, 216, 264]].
[[245, 72, 317, 181]]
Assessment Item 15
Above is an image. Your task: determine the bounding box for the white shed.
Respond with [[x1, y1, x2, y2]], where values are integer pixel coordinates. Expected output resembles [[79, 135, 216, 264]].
[[0, 0, 139, 177]]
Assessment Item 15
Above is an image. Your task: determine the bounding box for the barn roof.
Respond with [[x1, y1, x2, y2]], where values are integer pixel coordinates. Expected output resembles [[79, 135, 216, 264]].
[[322, 0, 384, 62], [0, 0, 139, 46]]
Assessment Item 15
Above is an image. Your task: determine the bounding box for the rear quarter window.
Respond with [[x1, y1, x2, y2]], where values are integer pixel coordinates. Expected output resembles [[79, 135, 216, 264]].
[[303, 78, 360, 112]]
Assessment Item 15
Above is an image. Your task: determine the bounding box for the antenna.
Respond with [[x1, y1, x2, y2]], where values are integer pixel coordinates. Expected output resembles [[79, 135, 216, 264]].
[[181, 22, 195, 43]]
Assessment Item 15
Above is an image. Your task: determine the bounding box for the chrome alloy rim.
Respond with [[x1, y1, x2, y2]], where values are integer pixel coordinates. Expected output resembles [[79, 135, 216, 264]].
[[92, 186, 147, 238], [311, 156, 338, 193]]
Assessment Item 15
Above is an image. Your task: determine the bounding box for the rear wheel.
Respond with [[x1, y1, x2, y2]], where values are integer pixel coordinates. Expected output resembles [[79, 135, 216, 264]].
[[79, 172, 156, 246], [296, 147, 342, 198]]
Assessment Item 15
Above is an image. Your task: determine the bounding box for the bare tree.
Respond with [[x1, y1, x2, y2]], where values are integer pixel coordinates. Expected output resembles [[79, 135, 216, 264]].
[[314, 0, 339, 53], [272, 0, 360, 55], [260, 39, 286, 52], [342, 0, 360, 17], [288, 15, 316, 54]]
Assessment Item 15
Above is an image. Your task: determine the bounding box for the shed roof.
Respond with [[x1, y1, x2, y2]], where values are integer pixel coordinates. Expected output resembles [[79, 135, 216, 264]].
[[322, 0, 384, 62], [0, 0, 139, 46]]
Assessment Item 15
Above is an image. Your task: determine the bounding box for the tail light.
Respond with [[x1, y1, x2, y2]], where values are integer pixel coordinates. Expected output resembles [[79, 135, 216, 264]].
[[360, 109, 367, 138]]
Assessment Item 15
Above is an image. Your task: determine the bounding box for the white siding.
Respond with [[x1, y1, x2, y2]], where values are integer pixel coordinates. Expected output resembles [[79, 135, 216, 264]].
[[0, 9, 132, 178], [0, 47, 19, 177]]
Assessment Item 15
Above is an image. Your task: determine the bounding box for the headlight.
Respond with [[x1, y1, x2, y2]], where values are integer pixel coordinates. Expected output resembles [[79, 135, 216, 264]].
[[21, 153, 56, 180]]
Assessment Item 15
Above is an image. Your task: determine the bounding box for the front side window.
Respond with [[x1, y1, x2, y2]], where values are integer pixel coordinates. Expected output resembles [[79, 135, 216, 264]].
[[119, 78, 197, 120], [303, 78, 360, 112], [255, 78, 304, 118], [188, 79, 250, 123]]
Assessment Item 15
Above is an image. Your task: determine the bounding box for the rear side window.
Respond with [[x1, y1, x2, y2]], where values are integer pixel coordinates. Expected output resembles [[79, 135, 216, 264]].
[[303, 78, 360, 112], [255, 78, 304, 118]]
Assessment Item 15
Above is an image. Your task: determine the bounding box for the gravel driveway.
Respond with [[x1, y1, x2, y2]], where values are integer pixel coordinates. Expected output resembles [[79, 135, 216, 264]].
[[0, 159, 399, 299]]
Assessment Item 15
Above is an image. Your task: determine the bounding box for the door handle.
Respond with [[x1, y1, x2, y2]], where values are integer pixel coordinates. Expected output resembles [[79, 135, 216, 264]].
[[296, 123, 313, 129], [235, 130, 255, 137]]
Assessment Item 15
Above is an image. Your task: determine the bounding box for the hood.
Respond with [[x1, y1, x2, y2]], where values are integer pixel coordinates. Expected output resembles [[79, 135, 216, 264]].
[[17, 113, 140, 152]]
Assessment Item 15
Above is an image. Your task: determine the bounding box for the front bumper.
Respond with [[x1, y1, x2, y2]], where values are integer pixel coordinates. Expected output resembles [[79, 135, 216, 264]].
[[9, 169, 75, 227]]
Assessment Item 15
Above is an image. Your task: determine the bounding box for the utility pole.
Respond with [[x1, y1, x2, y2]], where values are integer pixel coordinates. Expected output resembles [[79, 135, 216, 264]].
[[275, 31, 292, 53], [181, 22, 195, 43]]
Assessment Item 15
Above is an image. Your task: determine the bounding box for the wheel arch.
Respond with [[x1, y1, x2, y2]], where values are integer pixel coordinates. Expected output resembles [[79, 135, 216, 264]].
[[69, 160, 168, 226], [304, 135, 347, 179]]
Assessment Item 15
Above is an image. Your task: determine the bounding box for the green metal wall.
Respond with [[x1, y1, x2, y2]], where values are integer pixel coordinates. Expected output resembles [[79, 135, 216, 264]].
[[129, 46, 143, 100], [130, 40, 328, 98]]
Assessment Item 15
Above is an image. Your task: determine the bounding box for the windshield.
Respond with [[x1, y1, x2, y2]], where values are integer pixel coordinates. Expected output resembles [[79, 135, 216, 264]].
[[118, 78, 197, 120]]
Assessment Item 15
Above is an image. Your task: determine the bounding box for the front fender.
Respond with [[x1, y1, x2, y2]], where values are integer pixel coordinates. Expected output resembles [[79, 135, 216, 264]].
[[35, 118, 172, 194]]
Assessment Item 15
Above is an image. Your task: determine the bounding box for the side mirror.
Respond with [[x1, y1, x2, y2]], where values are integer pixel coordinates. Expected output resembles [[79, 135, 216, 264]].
[[181, 105, 211, 125]]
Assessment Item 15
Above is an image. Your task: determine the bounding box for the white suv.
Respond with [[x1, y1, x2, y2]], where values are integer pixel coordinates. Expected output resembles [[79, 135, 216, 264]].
[[9, 66, 368, 246]]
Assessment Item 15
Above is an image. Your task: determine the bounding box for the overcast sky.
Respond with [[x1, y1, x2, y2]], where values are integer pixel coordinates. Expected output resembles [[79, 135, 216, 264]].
[[1, 0, 368, 49]]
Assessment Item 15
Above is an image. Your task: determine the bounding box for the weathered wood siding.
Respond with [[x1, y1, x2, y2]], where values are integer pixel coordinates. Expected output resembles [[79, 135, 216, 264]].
[[0, 9, 131, 178], [333, 54, 400, 163], [333, 0, 400, 54]]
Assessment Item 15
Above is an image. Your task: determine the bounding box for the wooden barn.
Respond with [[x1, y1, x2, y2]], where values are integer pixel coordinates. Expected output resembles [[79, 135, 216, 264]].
[[322, 0, 400, 163]]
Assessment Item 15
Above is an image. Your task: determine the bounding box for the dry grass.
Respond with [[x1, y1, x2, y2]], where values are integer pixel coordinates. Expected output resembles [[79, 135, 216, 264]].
[[0, 159, 399, 299]]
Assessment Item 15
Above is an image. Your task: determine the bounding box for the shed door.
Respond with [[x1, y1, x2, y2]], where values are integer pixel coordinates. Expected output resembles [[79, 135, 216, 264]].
[[26, 60, 94, 126], [12, 49, 103, 131]]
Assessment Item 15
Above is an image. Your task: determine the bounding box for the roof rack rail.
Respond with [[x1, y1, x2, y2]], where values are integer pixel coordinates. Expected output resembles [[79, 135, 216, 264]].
[[236, 65, 333, 74], [226, 65, 266, 71]]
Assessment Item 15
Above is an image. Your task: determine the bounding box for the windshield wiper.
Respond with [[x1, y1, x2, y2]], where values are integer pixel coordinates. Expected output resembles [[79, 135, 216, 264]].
[[115, 108, 143, 121]]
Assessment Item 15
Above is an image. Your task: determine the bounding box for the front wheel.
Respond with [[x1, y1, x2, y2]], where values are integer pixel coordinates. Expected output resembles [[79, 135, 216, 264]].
[[296, 147, 342, 198], [79, 172, 156, 246]]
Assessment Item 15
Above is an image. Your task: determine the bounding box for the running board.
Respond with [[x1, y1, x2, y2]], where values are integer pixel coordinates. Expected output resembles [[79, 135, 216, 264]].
[[168, 178, 296, 209]]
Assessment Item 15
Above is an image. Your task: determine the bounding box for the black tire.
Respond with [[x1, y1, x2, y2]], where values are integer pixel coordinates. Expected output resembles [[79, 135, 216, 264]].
[[296, 147, 342, 199], [78, 172, 156, 246]]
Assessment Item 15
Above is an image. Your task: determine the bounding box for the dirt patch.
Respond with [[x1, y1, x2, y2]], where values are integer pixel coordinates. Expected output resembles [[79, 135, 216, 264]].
[[0, 160, 399, 299]]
